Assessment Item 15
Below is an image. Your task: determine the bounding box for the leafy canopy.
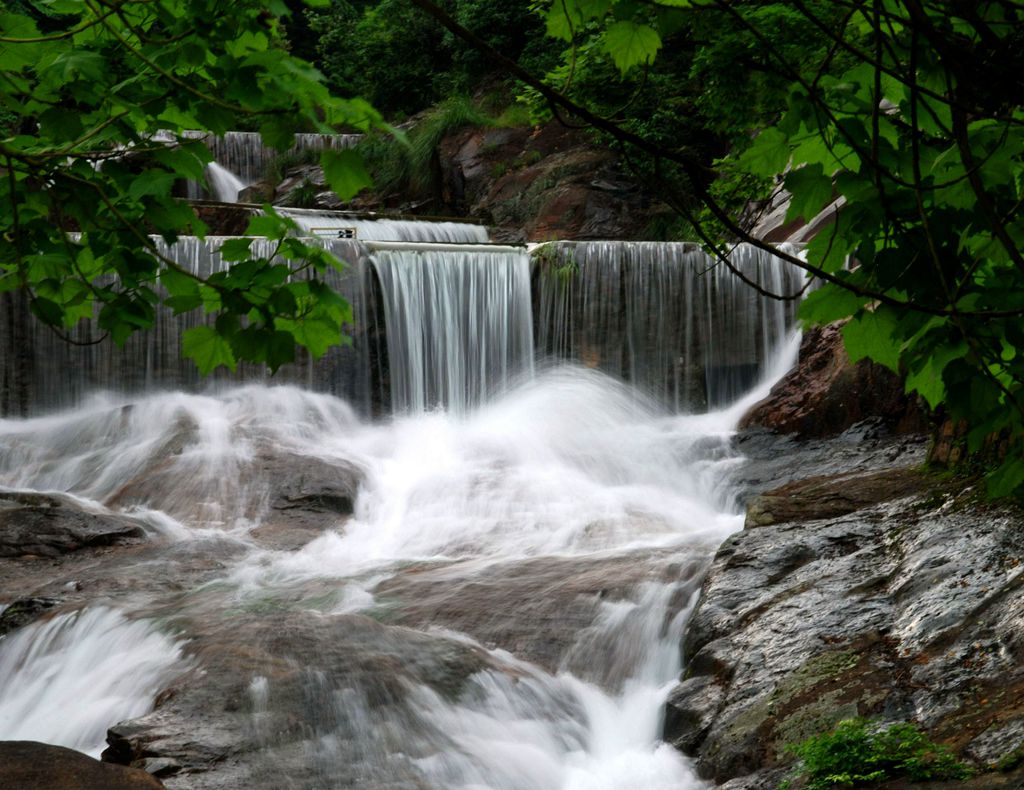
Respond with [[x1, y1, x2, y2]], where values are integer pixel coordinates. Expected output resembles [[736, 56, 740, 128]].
[[0, 0, 385, 372], [511, 0, 1024, 497]]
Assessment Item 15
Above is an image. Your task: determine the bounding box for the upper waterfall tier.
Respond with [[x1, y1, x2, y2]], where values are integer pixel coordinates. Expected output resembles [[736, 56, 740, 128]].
[[184, 131, 362, 186], [534, 241, 805, 410], [277, 210, 489, 243]]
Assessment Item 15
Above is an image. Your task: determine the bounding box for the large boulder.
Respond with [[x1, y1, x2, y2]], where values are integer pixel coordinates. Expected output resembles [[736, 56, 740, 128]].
[[664, 469, 1024, 786], [740, 323, 928, 438], [101, 610, 496, 789], [744, 467, 929, 527], [0, 491, 144, 558], [0, 741, 164, 789]]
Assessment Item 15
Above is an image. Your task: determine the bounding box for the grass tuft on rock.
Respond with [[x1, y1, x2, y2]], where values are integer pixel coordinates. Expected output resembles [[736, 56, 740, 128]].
[[781, 718, 972, 789]]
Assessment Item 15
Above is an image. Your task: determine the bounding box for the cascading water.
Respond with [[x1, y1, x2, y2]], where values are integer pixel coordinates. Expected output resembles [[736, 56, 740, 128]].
[[0, 221, 808, 787], [0, 238, 378, 417], [205, 162, 246, 202], [0, 607, 185, 756], [0, 334, 799, 787], [535, 241, 804, 410], [371, 247, 534, 414], [279, 208, 489, 243], [184, 131, 362, 190]]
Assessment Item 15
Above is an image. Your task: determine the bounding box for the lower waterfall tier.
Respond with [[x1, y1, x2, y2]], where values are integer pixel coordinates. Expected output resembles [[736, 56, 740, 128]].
[[1, 238, 805, 417]]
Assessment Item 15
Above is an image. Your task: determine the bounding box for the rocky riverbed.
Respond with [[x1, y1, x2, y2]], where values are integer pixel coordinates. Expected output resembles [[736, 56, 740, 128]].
[[1, 336, 1022, 789]]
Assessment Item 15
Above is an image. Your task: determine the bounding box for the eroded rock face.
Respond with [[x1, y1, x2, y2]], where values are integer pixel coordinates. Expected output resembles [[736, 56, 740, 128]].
[[744, 467, 930, 527], [739, 323, 928, 438], [0, 740, 165, 789], [373, 551, 709, 674], [102, 611, 496, 789], [0, 491, 144, 558], [665, 468, 1024, 786], [438, 123, 656, 243]]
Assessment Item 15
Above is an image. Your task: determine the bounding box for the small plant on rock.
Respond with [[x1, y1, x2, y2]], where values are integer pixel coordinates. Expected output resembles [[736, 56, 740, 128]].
[[783, 718, 972, 789]]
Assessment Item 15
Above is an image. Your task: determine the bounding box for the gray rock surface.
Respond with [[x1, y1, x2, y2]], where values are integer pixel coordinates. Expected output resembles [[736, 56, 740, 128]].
[[665, 462, 1024, 786], [0, 491, 144, 557], [102, 611, 496, 789]]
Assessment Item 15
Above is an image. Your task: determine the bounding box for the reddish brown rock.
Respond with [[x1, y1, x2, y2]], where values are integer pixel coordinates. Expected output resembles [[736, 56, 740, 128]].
[[740, 322, 928, 438], [438, 122, 658, 242], [745, 467, 929, 527], [0, 741, 164, 789], [190, 202, 256, 235]]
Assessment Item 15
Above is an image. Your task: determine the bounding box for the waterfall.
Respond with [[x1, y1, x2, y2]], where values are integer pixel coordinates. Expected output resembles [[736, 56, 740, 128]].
[[0, 607, 185, 757], [371, 247, 534, 414], [279, 209, 489, 243], [0, 238, 379, 417], [187, 131, 362, 186], [0, 230, 811, 787], [1, 235, 805, 417], [181, 132, 362, 201], [205, 162, 245, 202], [534, 241, 804, 410]]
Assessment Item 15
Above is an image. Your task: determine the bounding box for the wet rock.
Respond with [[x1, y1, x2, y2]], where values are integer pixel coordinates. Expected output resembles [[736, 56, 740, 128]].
[[262, 452, 359, 520], [104, 610, 496, 789], [248, 452, 362, 548], [373, 551, 710, 674], [0, 740, 164, 789], [665, 476, 1024, 786], [745, 467, 930, 527], [0, 595, 59, 635], [740, 323, 928, 438], [237, 181, 274, 204], [273, 164, 326, 205], [730, 422, 930, 508], [0, 491, 144, 557], [108, 443, 361, 536]]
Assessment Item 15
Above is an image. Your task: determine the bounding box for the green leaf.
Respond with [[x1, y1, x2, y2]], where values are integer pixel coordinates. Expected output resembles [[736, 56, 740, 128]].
[[30, 296, 63, 326], [128, 171, 178, 201], [182, 325, 236, 374], [842, 308, 901, 372], [737, 128, 791, 178], [602, 21, 662, 75], [798, 283, 867, 325], [160, 267, 199, 297], [987, 457, 1024, 498], [904, 342, 968, 408], [321, 149, 372, 201], [244, 213, 289, 240], [219, 237, 255, 262], [784, 163, 834, 222], [277, 315, 342, 358]]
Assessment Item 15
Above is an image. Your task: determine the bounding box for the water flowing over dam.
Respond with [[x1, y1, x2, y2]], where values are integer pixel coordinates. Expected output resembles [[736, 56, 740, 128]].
[[0, 211, 807, 788], [0, 224, 800, 418]]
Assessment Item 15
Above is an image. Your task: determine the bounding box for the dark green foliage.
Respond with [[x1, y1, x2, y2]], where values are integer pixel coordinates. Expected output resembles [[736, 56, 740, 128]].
[[356, 95, 496, 200], [997, 744, 1024, 773], [0, 0, 384, 373], [519, 0, 1024, 499], [785, 719, 972, 789], [306, 0, 557, 118]]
